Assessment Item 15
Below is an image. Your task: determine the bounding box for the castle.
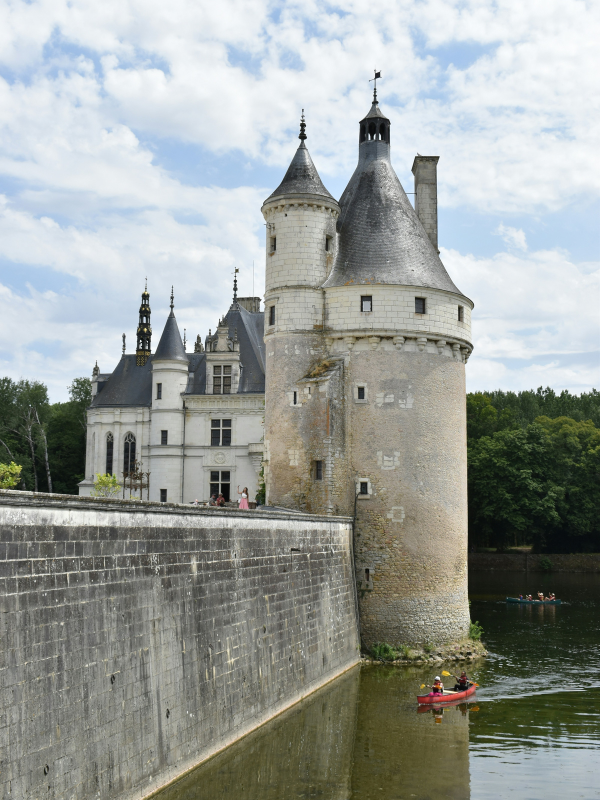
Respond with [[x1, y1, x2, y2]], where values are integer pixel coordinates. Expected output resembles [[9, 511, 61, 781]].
[[80, 89, 473, 646]]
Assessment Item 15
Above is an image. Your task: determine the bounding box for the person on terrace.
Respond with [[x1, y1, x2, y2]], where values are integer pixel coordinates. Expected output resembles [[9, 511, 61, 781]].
[[237, 485, 250, 510]]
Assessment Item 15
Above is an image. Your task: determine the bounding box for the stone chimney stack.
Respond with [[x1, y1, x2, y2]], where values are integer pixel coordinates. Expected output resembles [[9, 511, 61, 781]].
[[411, 155, 440, 252]]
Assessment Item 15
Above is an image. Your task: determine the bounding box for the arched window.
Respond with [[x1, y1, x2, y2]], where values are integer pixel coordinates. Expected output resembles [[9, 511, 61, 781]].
[[368, 122, 376, 140], [379, 125, 387, 142], [106, 433, 114, 474], [123, 432, 136, 475], [360, 125, 366, 143]]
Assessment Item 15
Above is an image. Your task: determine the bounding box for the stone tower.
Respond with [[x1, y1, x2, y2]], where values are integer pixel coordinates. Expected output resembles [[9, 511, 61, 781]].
[[263, 94, 474, 647]]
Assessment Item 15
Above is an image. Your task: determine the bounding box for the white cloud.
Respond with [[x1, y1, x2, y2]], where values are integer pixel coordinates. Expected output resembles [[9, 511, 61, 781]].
[[494, 224, 527, 251]]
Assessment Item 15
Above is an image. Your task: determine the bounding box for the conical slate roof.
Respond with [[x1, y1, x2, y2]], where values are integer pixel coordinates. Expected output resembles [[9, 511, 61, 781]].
[[265, 142, 334, 203], [154, 309, 187, 361], [323, 103, 466, 296]]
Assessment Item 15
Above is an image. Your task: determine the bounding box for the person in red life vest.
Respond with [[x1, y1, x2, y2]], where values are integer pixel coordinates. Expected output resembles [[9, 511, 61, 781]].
[[452, 671, 470, 691], [428, 676, 444, 696]]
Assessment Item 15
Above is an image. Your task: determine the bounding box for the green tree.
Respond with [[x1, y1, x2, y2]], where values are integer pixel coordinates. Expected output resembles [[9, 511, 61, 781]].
[[91, 473, 121, 498], [47, 378, 92, 495]]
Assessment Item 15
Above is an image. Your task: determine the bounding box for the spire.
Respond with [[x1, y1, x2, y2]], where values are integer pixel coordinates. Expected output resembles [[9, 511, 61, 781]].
[[323, 87, 465, 298], [122, 333, 126, 354], [264, 110, 334, 203], [299, 109, 307, 141], [233, 267, 239, 301], [136, 283, 152, 366], [369, 69, 381, 106], [154, 290, 187, 362]]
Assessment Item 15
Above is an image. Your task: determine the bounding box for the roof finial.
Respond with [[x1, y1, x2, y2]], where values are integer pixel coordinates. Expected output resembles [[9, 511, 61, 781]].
[[170, 286, 174, 311], [299, 109, 307, 141], [233, 266, 239, 300], [122, 333, 126, 354], [183, 328, 186, 351], [369, 70, 381, 105], [144, 276, 147, 291]]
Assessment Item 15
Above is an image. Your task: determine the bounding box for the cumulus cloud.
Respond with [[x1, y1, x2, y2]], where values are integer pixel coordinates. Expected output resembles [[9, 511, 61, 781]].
[[0, 0, 597, 399]]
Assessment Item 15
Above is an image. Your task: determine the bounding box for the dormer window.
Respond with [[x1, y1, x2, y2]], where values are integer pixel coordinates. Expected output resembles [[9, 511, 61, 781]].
[[213, 365, 232, 394]]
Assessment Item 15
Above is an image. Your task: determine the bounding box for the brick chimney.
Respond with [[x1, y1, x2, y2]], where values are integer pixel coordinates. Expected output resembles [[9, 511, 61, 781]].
[[411, 156, 440, 253]]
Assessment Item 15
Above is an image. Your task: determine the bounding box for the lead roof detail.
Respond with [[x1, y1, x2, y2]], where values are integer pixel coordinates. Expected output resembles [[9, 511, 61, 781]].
[[323, 98, 466, 297], [264, 113, 335, 204]]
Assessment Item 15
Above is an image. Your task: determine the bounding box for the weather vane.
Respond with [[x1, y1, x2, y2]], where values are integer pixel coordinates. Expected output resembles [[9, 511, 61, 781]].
[[369, 70, 381, 103], [233, 266, 239, 300]]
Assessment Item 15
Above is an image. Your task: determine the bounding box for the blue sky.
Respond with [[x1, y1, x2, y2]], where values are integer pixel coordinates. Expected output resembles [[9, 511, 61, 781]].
[[0, 0, 598, 401]]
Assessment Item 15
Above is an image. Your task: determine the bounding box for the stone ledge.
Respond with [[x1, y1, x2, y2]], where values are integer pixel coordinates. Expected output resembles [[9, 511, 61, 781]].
[[0, 489, 352, 524]]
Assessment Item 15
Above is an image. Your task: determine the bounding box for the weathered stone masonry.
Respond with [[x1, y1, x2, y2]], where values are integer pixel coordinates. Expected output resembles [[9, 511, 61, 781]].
[[0, 492, 359, 800]]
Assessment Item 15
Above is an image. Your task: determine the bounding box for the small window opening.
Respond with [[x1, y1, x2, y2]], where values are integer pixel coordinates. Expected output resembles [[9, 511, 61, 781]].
[[161, 430, 168, 446], [211, 419, 232, 447], [357, 387, 365, 400], [458, 305, 464, 322], [106, 433, 114, 474], [361, 295, 372, 312], [368, 122, 376, 140], [325, 236, 332, 252], [415, 297, 426, 314], [293, 391, 297, 405], [360, 124, 366, 143], [210, 470, 230, 501], [365, 568, 370, 582], [156, 383, 162, 399], [160, 489, 167, 503], [360, 481, 368, 495], [270, 236, 276, 252], [315, 460, 323, 481], [269, 305, 276, 326], [380, 125, 387, 142]]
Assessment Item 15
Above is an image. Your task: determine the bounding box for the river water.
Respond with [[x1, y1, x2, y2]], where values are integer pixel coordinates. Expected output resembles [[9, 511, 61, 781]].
[[156, 572, 600, 800]]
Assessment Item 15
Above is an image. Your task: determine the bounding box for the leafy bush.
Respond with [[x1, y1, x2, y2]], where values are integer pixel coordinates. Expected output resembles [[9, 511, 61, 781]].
[[469, 621, 484, 641], [0, 461, 22, 489], [539, 556, 553, 572], [370, 642, 398, 662], [91, 473, 121, 498]]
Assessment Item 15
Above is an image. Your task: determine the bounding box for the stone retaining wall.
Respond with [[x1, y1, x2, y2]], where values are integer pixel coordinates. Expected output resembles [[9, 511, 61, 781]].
[[0, 491, 359, 800]]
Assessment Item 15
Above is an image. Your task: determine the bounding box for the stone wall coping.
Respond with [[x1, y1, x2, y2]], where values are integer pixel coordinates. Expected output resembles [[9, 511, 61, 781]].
[[0, 489, 352, 524]]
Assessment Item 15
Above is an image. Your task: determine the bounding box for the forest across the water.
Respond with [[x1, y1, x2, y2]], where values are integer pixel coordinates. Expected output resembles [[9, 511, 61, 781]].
[[1, 379, 599, 554]]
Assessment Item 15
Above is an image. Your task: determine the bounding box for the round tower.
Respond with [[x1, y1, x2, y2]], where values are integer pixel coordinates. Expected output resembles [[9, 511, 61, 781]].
[[261, 114, 340, 509], [322, 89, 474, 646]]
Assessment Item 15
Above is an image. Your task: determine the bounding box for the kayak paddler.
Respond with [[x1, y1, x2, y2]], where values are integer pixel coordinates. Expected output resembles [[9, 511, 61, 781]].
[[452, 671, 470, 691]]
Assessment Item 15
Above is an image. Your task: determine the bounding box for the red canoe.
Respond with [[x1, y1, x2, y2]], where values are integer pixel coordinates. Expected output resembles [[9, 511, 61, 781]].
[[417, 684, 477, 705]]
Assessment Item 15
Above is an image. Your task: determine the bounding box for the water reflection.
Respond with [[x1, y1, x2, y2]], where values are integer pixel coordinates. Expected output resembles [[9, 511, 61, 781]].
[[156, 573, 600, 800]]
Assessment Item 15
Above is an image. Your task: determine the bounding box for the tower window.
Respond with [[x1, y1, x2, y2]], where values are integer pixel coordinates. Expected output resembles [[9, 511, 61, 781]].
[[458, 305, 464, 322], [160, 489, 167, 503], [361, 296, 372, 312], [365, 568, 370, 582], [357, 387, 365, 400], [360, 124, 366, 143], [213, 365, 232, 394], [360, 481, 369, 496], [293, 391, 297, 405], [211, 419, 232, 447], [368, 122, 376, 140], [106, 433, 114, 474], [123, 432, 136, 475], [210, 471, 231, 502], [156, 383, 162, 399], [161, 430, 168, 446], [270, 236, 276, 252], [379, 125, 387, 142], [269, 305, 276, 326], [415, 297, 426, 314], [325, 236, 332, 252], [314, 460, 323, 481]]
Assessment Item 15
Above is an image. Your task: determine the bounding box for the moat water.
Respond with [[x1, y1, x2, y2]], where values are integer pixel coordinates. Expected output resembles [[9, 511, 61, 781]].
[[155, 572, 600, 800]]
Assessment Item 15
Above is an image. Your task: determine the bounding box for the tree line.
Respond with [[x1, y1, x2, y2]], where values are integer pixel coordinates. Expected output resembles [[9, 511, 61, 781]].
[[0, 377, 91, 495], [1, 378, 598, 553], [467, 388, 600, 553]]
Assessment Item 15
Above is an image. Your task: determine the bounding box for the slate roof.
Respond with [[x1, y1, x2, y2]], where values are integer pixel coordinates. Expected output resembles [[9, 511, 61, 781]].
[[154, 310, 187, 361], [91, 301, 265, 409], [323, 103, 466, 297], [265, 142, 335, 203]]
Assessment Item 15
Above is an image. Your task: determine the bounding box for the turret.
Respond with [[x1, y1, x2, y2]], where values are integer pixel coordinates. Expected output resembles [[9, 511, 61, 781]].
[[261, 114, 340, 508]]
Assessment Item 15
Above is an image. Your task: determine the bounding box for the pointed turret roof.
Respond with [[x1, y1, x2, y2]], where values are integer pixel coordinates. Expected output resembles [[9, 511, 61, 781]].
[[153, 288, 187, 362], [323, 97, 467, 297], [265, 111, 334, 203]]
